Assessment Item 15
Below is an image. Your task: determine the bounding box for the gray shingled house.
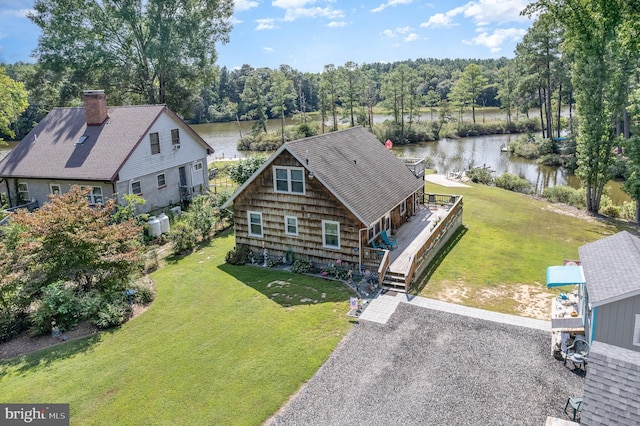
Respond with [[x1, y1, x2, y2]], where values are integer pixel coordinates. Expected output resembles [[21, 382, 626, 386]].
[[222, 126, 463, 291], [0, 90, 213, 214], [569, 231, 640, 425], [579, 230, 640, 351]]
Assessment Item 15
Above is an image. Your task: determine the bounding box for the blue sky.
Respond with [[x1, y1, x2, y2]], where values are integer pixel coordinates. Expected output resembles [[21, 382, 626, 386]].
[[0, 0, 535, 73]]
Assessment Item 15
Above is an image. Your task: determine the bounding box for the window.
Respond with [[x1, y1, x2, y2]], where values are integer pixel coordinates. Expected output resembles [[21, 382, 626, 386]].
[[400, 200, 406, 215], [634, 314, 640, 347], [248, 211, 263, 237], [193, 162, 203, 172], [17, 183, 29, 203], [285, 216, 298, 236], [171, 129, 180, 149], [50, 184, 62, 195], [322, 220, 340, 249], [150, 132, 160, 154], [273, 167, 305, 194], [131, 181, 142, 195], [82, 186, 103, 205], [157, 173, 166, 188]]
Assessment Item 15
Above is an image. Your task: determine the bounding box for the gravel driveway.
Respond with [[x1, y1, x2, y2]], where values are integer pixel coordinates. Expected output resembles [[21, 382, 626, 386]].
[[268, 303, 583, 426]]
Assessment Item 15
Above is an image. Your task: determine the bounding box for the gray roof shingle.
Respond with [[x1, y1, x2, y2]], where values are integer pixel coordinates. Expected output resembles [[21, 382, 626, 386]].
[[581, 340, 640, 425], [282, 127, 424, 225], [579, 231, 640, 306], [0, 105, 212, 182]]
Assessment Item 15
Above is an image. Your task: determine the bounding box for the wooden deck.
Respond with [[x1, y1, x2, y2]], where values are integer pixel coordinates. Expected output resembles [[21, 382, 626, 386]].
[[388, 205, 450, 275]]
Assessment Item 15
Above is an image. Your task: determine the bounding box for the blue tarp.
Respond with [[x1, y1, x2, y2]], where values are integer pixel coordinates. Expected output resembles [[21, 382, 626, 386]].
[[546, 265, 586, 288]]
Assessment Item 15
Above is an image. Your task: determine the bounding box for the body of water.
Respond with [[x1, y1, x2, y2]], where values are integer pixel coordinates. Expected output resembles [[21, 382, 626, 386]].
[[1, 119, 629, 205]]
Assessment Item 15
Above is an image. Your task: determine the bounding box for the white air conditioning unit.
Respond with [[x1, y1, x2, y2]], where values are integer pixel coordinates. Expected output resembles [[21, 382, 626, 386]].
[[173, 144, 181, 150]]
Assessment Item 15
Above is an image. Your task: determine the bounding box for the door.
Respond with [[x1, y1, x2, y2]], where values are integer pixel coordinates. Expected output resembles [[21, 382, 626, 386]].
[[179, 166, 187, 186], [178, 166, 190, 200]]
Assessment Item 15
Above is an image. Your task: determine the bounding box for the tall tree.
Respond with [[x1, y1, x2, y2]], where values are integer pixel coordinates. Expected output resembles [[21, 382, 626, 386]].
[[0, 67, 29, 143], [269, 71, 296, 143], [526, 0, 639, 213], [321, 64, 340, 131], [29, 0, 232, 115], [448, 64, 488, 124], [240, 70, 270, 135], [338, 61, 361, 127]]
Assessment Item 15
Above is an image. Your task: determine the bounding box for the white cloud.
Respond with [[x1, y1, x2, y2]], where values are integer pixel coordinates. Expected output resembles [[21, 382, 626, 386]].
[[396, 26, 412, 35], [327, 21, 347, 28], [371, 0, 413, 13], [273, 0, 316, 7], [463, 0, 531, 26], [381, 29, 394, 38], [255, 18, 279, 30], [282, 6, 344, 21], [263, 47, 274, 54], [465, 27, 527, 52], [404, 33, 419, 42], [234, 0, 259, 13]]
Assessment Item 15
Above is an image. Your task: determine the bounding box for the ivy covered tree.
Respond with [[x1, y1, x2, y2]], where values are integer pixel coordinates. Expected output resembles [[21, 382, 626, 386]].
[[0, 186, 146, 338]]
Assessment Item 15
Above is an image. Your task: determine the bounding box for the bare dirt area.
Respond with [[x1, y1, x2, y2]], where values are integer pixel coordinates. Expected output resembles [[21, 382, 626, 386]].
[[432, 282, 553, 320], [542, 203, 601, 224]]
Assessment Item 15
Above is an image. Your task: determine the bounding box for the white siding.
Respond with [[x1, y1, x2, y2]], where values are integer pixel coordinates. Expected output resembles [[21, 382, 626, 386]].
[[118, 112, 209, 181], [6, 178, 115, 208], [115, 111, 210, 212]]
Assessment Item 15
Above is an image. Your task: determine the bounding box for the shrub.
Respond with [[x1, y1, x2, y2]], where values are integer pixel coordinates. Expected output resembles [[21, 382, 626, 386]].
[[168, 221, 197, 254], [467, 167, 493, 185], [291, 258, 314, 274], [542, 185, 586, 209], [225, 244, 251, 265], [0, 308, 28, 343], [185, 195, 217, 239], [598, 195, 620, 218], [620, 201, 637, 221], [494, 173, 533, 194], [92, 300, 132, 329], [29, 281, 86, 335]]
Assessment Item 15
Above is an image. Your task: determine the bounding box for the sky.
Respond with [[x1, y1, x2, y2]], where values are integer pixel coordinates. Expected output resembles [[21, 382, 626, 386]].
[[0, 0, 536, 73]]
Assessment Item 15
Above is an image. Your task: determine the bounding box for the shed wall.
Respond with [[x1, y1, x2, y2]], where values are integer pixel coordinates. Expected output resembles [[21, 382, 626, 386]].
[[594, 294, 640, 352]]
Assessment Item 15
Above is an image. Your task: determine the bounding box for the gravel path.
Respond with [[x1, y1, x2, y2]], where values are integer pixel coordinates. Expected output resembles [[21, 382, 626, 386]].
[[268, 304, 583, 426]]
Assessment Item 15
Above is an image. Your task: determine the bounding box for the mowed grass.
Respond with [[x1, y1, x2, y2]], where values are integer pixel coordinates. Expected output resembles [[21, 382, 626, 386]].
[[419, 180, 624, 311], [0, 231, 354, 425]]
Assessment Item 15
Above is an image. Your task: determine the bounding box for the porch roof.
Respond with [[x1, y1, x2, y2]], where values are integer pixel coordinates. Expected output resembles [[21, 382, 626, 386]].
[[546, 265, 585, 288]]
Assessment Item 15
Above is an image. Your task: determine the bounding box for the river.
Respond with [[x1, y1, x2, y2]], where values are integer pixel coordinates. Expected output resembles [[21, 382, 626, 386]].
[[0, 119, 629, 205], [193, 120, 630, 205]]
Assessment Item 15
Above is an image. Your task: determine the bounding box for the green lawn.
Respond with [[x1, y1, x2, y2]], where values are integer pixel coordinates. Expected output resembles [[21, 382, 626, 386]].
[[419, 180, 623, 313], [0, 231, 354, 425]]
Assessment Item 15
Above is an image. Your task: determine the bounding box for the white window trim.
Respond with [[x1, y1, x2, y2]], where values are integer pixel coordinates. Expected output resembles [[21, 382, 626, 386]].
[[284, 215, 298, 236], [157, 173, 166, 188], [81, 186, 103, 205], [193, 161, 203, 171], [400, 200, 406, 215], [322, 220, 340, 249], [131, 180, 142, 195], [273, 166, 305, 195], [150, 132, 160, 154], [634, 314, 640, 347], [50, 183, 62, 195], [17, 183, 29, 202], [248, 211, 264, 238]]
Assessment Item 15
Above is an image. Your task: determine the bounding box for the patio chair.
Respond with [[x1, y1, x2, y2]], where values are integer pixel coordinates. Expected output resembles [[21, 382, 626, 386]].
[[371, 241, 386, 257], [381, 230, 397, 250], [564, 336, 589, 373], [564, 396, 583, 421]]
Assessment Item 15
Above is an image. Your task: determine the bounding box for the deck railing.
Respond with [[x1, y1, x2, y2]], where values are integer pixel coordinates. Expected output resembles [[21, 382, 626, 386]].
[[378, 250, 390, 285]]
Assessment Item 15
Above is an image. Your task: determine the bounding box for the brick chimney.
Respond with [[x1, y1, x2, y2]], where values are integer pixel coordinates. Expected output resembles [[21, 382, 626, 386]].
[[83, 90, 108, 126]]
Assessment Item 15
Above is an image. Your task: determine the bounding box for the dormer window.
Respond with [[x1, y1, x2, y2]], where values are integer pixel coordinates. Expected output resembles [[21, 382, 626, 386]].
[[273, 166, 305, 194], [76, 135, 88, 145]]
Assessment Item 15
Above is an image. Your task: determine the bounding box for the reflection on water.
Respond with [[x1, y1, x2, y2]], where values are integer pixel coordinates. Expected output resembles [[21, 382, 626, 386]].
[[2, 120, 630, 205]]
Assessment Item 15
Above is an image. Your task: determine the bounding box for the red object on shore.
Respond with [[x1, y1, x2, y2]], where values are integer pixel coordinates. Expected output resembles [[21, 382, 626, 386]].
[[385, 139, 393, 149]]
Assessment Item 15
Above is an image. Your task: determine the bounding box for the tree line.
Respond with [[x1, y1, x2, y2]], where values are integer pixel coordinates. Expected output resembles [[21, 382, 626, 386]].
[[2, 0, 640, 218]]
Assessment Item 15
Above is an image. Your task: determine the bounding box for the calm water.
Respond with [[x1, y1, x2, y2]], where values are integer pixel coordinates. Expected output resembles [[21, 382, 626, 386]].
[[1, 120, 629, 205]]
